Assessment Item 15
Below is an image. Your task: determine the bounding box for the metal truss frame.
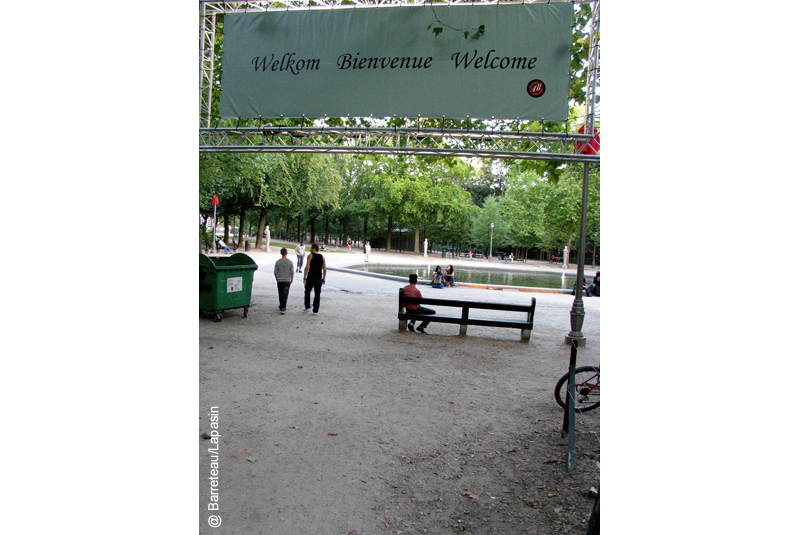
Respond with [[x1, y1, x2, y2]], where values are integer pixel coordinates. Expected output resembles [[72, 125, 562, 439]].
[[199, 125, 598, 162], [199, 0, 599, 163]]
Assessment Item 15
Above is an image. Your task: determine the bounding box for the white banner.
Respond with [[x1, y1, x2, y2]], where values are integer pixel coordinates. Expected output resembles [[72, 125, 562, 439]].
[[220, 4, 572, 121]]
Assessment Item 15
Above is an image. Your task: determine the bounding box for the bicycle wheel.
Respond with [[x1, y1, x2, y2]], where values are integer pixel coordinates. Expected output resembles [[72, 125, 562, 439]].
[[554, 366, 600, 411]]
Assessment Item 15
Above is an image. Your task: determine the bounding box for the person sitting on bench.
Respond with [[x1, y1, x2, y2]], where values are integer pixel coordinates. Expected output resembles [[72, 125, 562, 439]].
[[216, 237, 231, 254], [403, 274, 436, 333]]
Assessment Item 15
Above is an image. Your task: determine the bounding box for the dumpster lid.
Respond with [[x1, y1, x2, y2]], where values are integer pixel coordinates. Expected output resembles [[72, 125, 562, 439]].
[[200, 253, 258, 268]]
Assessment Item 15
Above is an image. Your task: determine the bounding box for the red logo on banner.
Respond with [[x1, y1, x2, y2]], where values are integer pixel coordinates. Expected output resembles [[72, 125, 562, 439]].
[[212, 194, 219, 206], [527, 80, 546, 98], [576, 125, 600, 155]]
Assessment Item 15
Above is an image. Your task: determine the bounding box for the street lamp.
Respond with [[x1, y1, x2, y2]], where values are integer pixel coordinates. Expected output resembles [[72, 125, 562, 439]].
[[489, 222, 494, 262]]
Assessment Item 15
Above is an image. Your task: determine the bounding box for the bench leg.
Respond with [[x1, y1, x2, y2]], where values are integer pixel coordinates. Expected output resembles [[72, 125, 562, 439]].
[[520, 329, 531, 342], [399, 319, 407, 333], [459, 324, 468, 336]]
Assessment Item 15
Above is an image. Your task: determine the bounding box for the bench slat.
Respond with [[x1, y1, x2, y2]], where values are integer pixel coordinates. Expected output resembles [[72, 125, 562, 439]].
[[401, 297, 533, 313], [400, 313, 531, 329]]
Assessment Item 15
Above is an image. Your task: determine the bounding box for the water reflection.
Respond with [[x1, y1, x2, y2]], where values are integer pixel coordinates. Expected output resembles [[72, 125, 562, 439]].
[[347, 264, 576, 289]]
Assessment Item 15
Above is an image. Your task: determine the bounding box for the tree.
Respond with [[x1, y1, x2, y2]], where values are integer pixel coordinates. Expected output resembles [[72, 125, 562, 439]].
[[470, 196, 509, 255], [503, 164, 599, 258]]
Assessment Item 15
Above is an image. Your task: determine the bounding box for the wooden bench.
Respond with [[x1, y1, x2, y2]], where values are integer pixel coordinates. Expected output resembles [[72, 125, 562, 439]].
[[398, 289, 536, 342]]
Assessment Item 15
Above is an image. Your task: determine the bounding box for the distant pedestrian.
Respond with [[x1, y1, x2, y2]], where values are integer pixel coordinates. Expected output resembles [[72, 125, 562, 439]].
[[273, 248, 294, 314], [364, 241, 371, 262], [303, 243, 327, 314], [295, 241, 305, 273], [347, 237, 352, 252]]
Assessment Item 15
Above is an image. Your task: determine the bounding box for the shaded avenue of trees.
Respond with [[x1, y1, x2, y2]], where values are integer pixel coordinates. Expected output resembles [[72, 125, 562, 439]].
[[200, 153, 599, 263]]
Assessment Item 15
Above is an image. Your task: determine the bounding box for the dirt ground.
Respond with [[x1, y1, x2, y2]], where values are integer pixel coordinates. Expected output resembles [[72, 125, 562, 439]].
[[199, 249, 600, 534]]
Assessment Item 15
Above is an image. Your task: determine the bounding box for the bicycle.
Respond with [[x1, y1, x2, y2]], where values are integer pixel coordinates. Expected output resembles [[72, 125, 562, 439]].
[[554, 365, 600, 412]]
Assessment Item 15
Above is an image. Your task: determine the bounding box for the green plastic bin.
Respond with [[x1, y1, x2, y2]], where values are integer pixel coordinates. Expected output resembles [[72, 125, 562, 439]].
[[199, 253, 258, 321]]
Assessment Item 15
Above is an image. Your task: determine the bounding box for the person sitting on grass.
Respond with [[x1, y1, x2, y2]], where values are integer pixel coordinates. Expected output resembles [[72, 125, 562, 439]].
[[403, 274, 436, 334]]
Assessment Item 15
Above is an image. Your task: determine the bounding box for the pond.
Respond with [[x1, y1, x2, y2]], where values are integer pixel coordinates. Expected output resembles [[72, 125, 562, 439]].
[[345, 264, 578, 289]]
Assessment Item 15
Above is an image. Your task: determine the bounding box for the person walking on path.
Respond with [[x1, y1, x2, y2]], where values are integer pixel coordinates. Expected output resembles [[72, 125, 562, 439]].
[[403, 274, 436, 333], [273, 248, 294, 314], [347, 237, 352, 252], [364, 241, 371, 262], [303, 243, 327, 314], [295, 241, 305, 273]]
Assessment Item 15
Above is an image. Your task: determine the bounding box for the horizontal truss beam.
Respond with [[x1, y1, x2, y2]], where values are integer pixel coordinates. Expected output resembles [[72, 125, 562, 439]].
[[200, 0, 593, 16], [199, 126, 599, 163]]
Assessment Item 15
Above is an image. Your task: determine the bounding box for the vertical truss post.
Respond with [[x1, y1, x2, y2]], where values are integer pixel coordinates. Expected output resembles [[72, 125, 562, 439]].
[[565, 0, 599, 347], [585, 1, 600, 136], [200, 4, 216, 128]]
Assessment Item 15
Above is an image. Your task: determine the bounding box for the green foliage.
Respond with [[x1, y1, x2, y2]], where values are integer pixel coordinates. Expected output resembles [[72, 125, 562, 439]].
[[470, 197, 509, 251], [199, 224, 212, 245], [501, 164, 599, 252]]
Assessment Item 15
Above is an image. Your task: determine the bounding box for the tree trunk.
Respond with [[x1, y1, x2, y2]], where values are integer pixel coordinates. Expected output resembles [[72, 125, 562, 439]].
[[414, 220, 420, 255], [238, 206, 246, 249], [325, 215, 330, 245], [363, 216, 368, 246], [310, 216, 317, 245], [385, 215, 393, 252], [342, 214, 349, 246], [223, 214, 230, 242], [256, 208, 267, 249]]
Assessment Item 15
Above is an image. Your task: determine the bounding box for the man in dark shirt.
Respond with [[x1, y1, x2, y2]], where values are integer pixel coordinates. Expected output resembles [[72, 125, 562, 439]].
[[303, 243, 327, 314], [403, 274, 436, 333]]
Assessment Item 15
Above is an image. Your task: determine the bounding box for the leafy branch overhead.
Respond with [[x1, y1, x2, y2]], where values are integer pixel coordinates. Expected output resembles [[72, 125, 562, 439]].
[[428, 21, 485, 39], [427, 4, 485, 39]]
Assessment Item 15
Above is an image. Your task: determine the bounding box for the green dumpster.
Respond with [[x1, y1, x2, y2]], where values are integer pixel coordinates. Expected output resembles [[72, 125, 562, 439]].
[[199, 253, 258, 322], [245, 241, 250, 252]]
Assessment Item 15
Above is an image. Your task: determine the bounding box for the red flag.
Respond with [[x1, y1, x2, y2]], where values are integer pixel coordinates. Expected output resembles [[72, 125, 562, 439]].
[[212, 194, 219, 206], [576, 125, 600, 155]]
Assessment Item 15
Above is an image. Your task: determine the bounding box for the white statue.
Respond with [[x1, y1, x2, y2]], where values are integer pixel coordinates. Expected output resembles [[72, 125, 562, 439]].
[[423, 238, 428, 257], [562, 245, 569, 268], [265, 225, 271, 252]]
